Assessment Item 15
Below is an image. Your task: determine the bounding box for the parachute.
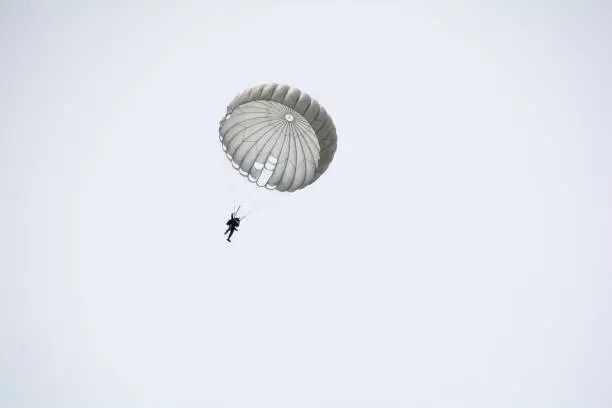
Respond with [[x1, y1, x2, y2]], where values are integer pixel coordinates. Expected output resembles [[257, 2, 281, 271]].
[[218, 83, 338, 192]]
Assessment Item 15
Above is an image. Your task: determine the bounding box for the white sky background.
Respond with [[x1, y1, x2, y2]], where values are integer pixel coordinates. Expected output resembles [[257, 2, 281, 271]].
[[2, 1, 612, 407]]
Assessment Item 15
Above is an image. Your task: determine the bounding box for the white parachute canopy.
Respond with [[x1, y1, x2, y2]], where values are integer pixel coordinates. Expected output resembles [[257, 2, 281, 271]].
[[218, 83, 338, 192]]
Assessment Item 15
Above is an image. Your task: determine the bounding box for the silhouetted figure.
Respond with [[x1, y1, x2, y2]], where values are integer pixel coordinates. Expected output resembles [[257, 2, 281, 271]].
[[224, 212, 241, 242]]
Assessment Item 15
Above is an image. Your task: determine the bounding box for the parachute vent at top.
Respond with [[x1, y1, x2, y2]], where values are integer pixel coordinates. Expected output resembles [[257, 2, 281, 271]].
[[218, 83, 338, 192]]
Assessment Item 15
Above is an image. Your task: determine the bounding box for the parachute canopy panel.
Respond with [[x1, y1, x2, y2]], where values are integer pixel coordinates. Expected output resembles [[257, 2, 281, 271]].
[[218, 84, 337, 192]]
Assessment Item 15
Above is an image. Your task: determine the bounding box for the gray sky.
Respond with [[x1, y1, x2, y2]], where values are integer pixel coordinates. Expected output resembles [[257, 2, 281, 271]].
[[2, 2, 611, 407]]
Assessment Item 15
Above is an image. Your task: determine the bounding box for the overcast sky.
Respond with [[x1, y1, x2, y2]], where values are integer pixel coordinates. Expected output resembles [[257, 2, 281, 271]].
[[2, 1, 611, 407]]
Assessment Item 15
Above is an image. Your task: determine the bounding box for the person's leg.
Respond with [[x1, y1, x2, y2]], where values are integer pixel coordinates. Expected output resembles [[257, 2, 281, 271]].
[[227, 228, 235, 242]]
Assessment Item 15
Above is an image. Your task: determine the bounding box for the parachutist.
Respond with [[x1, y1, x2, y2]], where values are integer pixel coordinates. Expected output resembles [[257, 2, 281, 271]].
[[224, 212, 241, 242]]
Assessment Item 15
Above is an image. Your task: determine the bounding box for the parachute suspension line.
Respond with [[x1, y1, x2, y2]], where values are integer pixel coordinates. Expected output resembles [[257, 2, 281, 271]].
[[230, 202, 241, 217], [230, 203, 246, 219]]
